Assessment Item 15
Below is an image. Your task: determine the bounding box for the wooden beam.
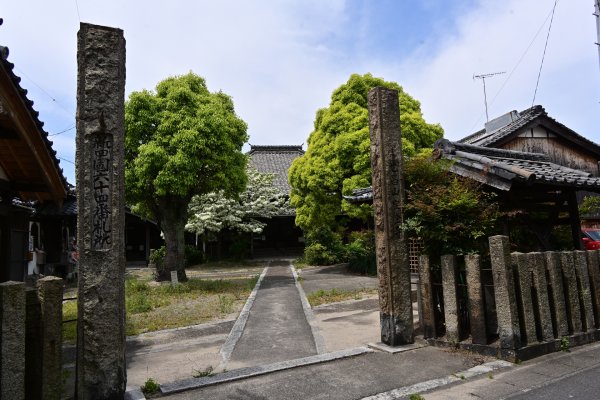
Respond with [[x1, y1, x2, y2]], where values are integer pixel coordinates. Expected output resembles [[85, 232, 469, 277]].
[[567, 189, 583, 250]]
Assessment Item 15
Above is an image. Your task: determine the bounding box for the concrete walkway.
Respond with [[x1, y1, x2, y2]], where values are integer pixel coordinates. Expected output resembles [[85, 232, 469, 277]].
[[225, 261, 318, 369]]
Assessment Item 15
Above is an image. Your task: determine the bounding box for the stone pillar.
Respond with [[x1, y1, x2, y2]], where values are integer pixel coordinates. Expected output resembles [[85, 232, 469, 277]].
[[441, 255, 460, 343], [368, 87, 413, 346], [532, 253, 553, 341], [513, 253, 537, 344], [37, 276, 63, 400], [465, 254, 487, 345], [545, 252, 569, 337], [560, 252, 582, 333], [418, 255, 436, 339], [76, 23, 126, 399], [574, 251, 595, 331], [0, 281, 26, 400], [489, 235, 521, 349], [586, 250, 600, 328]]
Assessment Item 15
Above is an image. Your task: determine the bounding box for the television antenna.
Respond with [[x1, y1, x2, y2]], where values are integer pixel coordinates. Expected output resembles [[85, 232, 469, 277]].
[[473, 71, 506, 122]]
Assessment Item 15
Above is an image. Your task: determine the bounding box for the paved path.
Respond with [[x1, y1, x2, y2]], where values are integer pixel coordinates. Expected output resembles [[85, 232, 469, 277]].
[[226, 261, 318, 369]]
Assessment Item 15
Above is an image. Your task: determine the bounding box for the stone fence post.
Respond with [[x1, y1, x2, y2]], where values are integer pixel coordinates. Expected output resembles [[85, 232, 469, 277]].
[[489, 235, 521, 349], [0, 281, 26, 400]]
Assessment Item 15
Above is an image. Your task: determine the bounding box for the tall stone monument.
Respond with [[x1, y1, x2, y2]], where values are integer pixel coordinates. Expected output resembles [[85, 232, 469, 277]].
[[368, 87, 414, 346], [76, 23, 126, 399]]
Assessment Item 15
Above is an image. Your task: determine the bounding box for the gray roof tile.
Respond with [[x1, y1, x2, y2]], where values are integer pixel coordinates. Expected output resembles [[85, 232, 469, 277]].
[[248, 145, 304, 194]]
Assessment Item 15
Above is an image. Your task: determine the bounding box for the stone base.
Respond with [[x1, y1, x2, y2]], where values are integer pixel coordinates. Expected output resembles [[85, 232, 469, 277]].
[[426, 329, 600, 362], [368, 342, 425, 354]]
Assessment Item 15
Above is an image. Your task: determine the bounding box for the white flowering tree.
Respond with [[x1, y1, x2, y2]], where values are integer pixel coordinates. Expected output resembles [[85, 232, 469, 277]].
[[186, 165, 291, 237]]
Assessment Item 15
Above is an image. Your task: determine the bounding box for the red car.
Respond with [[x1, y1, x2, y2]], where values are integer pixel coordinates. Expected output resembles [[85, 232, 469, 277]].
[[582, 229, 600, 250]]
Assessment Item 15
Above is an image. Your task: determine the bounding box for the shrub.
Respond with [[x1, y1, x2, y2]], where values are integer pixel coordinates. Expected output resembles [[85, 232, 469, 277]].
[[303, 226, 346, 265], [149, 246, 166, 269], [345, 234, 376, 275], [140, 377, 159, 395], [228, 234, 251, 260], [304, 243, 338, 266]]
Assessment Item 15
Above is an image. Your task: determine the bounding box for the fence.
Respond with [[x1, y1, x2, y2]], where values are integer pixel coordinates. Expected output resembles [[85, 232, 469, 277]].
[[418, 235, 600, 361], [0, 276, 63, 400]]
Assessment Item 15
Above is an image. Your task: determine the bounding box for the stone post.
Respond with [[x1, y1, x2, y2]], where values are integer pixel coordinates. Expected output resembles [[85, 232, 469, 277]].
[[465, 254, 487, 345], [513, 253, 537, 345], [37, 276, 63, 400], [368, 87, 413, 346], [532, 253, 553, 341], [418, 255, 436, 339], [574, 251, 595, 331], [76, 23, 126, 399], [560, 252, 582, 333], [545, 252, 569, 337], [0, 281, 26, 400], [586, 250, 600, 328], [441, 255, 460, 343], [489, 235, 521, 349]]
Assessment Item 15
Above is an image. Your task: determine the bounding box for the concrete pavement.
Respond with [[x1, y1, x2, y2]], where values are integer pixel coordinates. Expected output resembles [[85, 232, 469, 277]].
[[225, 261, 318, 369]]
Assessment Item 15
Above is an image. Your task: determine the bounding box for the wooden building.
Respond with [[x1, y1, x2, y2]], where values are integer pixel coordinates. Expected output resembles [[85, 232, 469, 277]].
[[0, 44, 68, 282], [247, 145, 304, 256], [459, 105, 600, 176]]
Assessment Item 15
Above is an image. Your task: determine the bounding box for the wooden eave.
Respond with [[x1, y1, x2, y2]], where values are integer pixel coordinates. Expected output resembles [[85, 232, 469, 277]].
[[0, 61, 67, 203]]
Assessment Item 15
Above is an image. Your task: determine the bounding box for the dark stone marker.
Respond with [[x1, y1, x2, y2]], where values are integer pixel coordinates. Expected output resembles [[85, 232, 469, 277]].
[[489, 235, 521, 349], [441, 255, 460, 343], [418, 255, 436, 339], [465, 254, 487, 345], [0, 281, 26, 400], [76, 23, 126, 399], [513, 253, 537, 345], [586, 250, 600, 328], [574, 251, 595, 331], [531, 253, 553, 341], [560, 252, 582, 333], [368, 87, 413, 346], [545, 252, 569, 337]]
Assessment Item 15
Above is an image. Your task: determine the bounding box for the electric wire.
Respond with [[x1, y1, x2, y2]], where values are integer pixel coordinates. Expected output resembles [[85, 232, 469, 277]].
[[532, 0, 558, 107], [469, 0, 561, 131]]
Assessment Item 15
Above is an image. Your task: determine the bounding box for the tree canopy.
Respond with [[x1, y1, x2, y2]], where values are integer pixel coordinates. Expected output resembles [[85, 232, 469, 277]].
[[288, 73, 444, 234], [125, 72, 248, 280]]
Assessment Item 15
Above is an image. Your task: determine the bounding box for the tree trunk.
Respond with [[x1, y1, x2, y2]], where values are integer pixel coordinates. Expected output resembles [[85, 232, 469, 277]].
[[156, 198, 189, 282]]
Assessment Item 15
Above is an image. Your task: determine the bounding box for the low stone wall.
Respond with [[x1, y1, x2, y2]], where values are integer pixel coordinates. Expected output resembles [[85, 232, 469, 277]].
[[0, 277, 63, 400], [419, 235, 600, 361]]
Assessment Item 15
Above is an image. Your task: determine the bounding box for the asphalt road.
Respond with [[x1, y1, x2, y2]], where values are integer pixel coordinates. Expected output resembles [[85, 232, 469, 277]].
[[508, 363, 600, 400]]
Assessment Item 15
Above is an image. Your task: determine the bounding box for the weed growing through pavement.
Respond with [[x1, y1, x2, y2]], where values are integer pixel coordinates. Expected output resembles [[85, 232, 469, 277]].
[[560, 336, 570, 352], [193, 366, 215, 378], [408, 394, 425, 400], [140, 377, 159, 395]]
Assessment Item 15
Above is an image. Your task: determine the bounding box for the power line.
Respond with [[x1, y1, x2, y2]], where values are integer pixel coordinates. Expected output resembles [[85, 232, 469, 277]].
[[469, 0, 561, 131], [58, 156, 75, 165], [48, 124, 76, 136], [532, 0, 558, 107], [74, 0, 81, 22], [13, 67, 74, 116]]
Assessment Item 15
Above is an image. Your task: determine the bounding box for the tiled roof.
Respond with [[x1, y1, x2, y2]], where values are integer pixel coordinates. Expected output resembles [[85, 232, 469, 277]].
[[0, 44, 69, 195], [248, 145, 304, 194], [345, 140, 600, 203], [459, 105, 600, 156]]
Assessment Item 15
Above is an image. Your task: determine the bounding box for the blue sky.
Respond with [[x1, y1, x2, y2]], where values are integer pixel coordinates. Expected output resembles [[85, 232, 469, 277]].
[[2, 0, 598, 184]]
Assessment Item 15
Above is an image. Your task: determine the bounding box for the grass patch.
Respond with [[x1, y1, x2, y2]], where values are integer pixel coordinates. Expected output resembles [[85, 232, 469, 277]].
[[62, 300, 77, 343], [62, 274, 259, 342], [307, 288, 377, 307]]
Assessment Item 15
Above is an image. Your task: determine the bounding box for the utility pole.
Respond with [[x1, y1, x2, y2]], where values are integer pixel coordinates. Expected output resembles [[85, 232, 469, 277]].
[[473, 72, 505, 122]]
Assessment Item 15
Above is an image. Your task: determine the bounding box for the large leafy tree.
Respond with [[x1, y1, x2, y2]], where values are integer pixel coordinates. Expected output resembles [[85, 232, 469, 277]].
[[289, 73, 443, 238], [125, 72, 248, 281]]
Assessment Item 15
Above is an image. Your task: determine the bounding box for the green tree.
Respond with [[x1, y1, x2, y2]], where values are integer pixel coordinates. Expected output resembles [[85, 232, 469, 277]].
[[402, 153, 500, 258], [289, 73, 443, 250], [125, 72, 248, 281]]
